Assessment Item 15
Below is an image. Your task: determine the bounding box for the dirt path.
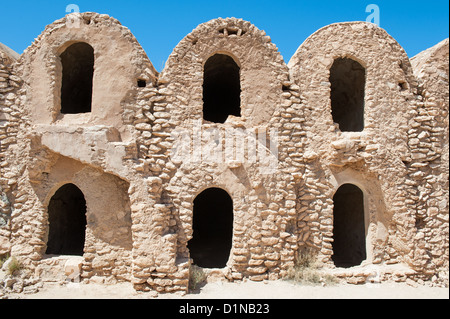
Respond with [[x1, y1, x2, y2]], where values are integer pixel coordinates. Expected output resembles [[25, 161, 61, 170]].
[[11, 280, 449, 300]]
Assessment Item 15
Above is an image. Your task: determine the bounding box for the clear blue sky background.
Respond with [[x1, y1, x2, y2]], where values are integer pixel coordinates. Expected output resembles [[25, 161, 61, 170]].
[[1, 0, 448, 71]]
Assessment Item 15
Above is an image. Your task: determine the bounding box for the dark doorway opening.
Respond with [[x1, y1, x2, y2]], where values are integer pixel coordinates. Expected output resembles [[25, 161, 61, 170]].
[[330, 58, 365, 132], [332, 184, 366, 268], [46, 184, 87, 256], [188, 188, 233, 268], [203, 54, 241, 123], [60, 42, 94, 114]]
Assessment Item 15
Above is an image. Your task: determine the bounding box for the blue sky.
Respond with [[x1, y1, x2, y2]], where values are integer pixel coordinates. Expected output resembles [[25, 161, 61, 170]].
[[1, 0, 448, 71]]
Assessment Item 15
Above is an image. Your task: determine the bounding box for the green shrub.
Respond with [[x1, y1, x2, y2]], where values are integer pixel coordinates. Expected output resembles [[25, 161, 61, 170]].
[[0, 253, 8, 268], [285, 248, 338, 286], [7, 257, 22, 275]]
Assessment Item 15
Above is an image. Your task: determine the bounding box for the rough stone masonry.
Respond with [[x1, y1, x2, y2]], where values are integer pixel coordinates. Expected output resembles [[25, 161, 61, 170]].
[[0, 12, 448, 294]]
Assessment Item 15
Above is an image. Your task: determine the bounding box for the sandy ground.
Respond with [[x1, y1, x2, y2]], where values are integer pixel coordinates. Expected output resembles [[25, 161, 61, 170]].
[[10, 280, 449, 300]]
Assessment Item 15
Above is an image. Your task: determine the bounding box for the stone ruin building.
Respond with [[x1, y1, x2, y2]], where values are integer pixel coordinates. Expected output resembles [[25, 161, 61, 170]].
[[0, 12, 448, 294]]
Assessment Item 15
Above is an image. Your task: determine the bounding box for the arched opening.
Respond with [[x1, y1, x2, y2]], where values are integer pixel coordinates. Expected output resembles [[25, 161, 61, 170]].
[[203, 54, 241, 123], [330, 58, 365, 132], [332, 184, 366, 268], [46, 184, 87, 256], [60, 42, 94, 114], [188, 188, 233, 268]]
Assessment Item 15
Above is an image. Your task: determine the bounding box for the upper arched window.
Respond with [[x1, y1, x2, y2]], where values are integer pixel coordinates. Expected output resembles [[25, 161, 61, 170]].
[[46, 183, 87, 256], [330, 58, 365, 132], [332, 183, 366, 268], [203, 54, 241, 123], [60, 42, 94, 114]]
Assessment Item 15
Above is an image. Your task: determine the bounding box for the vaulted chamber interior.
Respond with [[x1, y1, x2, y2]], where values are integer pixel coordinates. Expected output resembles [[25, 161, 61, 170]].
[[203, 54, 241, 123], [188, 188, 234, 268], [330, 58, 365, 132], [46, 184, 87, 256], [332, 184, 366, 268], [60, 42, 94, 114]]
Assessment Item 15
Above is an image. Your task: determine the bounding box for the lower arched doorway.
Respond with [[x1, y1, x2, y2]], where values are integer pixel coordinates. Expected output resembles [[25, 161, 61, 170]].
[[46, 183, 87, 256], [332, 183, 366, 268], [188, 188, 233, 268]]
